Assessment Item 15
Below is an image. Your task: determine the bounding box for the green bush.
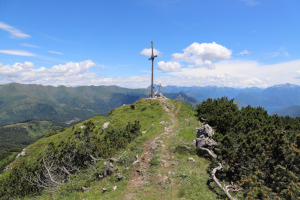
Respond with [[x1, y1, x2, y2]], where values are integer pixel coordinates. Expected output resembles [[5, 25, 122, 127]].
[[196, 97, 300, 199]]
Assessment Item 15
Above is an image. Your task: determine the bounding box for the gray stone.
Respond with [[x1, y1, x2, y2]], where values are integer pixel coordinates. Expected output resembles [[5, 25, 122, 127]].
[[116, 173, 123, 181], [196, 124, 214, 138], [187, 157, 196, 163], [102, 122, 110, 132], [196, 137, 218, 149]]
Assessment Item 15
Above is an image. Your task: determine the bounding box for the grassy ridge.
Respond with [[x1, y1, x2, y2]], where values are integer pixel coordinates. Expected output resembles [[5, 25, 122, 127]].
[[0, 99, 217, 200], [0, 99, 168, 199]]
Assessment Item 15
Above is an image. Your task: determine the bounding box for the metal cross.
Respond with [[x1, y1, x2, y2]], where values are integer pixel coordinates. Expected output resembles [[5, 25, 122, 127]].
[[158, 83, 163, 93], [148, 41, 157, 98]]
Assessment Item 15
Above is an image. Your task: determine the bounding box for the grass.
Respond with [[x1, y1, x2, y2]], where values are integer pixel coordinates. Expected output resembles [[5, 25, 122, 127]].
[[2, 99, 220, 200]]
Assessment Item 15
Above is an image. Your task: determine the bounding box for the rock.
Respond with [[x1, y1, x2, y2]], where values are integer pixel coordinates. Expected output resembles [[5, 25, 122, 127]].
[[150, 124, 154, 130], [102, 122, 110, 132], [104, 162, 113, 176], [187, 157, 196, 163], [98, 174, 104, 179], [16, 148, 26, 158], [82, 186, 90, 192], [196, 124, 214, 138], [116, 173, 123, 181], [142, 131, 147, 134], [113, 185, 117, 191], [103, 187, 107, 193], [196, 137, 218, 149], [80, 125, 85, 129]]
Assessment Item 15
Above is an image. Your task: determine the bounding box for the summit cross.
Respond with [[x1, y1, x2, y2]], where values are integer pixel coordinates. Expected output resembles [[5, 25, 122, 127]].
[[148, 41, 157, 98]]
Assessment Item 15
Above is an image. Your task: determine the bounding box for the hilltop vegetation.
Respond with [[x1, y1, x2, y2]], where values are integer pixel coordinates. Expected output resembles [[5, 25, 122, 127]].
[[196, 97, 300, 199], [1, 97, 298, 199]]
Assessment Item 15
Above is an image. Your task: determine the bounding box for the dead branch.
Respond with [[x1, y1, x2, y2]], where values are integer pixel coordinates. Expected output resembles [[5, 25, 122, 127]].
[[198, 147, 218, 159], [211, 163, 238, 200]]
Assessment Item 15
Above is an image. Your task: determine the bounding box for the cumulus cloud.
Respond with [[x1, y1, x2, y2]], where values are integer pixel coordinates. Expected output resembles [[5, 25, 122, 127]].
[[172, 42, 232, 68], [238, 50, 250, 55], [0, 50, 36, 56], [48, 50, 63, 55], [0, 60, 98, 86], [0, 21, 30, 39], [1, 59, 299, 89], [184, 42, 231, 61], [157, 61, 181, 72], [140, 48, 162, 56]]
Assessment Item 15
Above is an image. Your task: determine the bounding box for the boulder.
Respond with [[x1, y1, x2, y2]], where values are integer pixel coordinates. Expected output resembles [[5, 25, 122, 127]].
[[102, 122, 110, 132], [196, 124, 214, 138]]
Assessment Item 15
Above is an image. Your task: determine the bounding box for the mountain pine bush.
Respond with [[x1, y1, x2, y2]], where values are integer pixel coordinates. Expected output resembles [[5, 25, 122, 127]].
[[196, 97, 299, 199]]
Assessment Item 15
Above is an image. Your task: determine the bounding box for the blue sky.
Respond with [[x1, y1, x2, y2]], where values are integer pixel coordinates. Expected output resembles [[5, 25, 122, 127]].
[[0, 0, 300, 88]]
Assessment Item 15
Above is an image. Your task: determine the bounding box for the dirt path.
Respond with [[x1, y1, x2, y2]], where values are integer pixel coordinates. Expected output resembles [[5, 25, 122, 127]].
[[124, 100, 180, 200]]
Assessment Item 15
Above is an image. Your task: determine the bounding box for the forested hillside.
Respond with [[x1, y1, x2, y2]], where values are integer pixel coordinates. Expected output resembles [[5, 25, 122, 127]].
[[0, 120, 66, 172]]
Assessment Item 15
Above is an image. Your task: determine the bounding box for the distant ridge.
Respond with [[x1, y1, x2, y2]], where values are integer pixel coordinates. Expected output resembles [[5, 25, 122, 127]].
[[272, 105, 300, 118], [151, 83, 300, 114]]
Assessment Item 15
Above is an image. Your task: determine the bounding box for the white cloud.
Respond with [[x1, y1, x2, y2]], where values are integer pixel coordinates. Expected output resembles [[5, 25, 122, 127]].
[[183, 42, 231, 61], [0, 50, 36, 56], [172, 42, 232, 68], [140, 48, 162, 56], [48, 50, 63, 55], [157, 61, 181, 72], [22, 43, 39, 48], [238, 50, 250, 55], [0, 60, 98, 86], [1, 59, 299, 88], [0, 21, 30, 39], [241, 0, 260, 6]]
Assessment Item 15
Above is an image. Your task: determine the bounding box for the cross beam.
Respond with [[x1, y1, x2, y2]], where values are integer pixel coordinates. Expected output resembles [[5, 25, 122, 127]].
[[148, 41, 157, 98]]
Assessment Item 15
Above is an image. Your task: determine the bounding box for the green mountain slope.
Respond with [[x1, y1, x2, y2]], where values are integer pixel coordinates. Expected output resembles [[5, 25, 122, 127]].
[[0, 120, 66, 172], [0, 83, 148, 125], [0, 99, 217, 200]]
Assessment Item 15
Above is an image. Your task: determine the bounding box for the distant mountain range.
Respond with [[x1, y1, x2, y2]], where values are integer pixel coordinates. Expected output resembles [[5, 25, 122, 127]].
[[0, 83, 299, 126], [271, 105, 300, 118], [156, 83, 300, 115]]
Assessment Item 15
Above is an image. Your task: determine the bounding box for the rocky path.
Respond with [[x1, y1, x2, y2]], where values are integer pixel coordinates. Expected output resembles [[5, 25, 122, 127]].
[[124, 100, 180, 200]]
